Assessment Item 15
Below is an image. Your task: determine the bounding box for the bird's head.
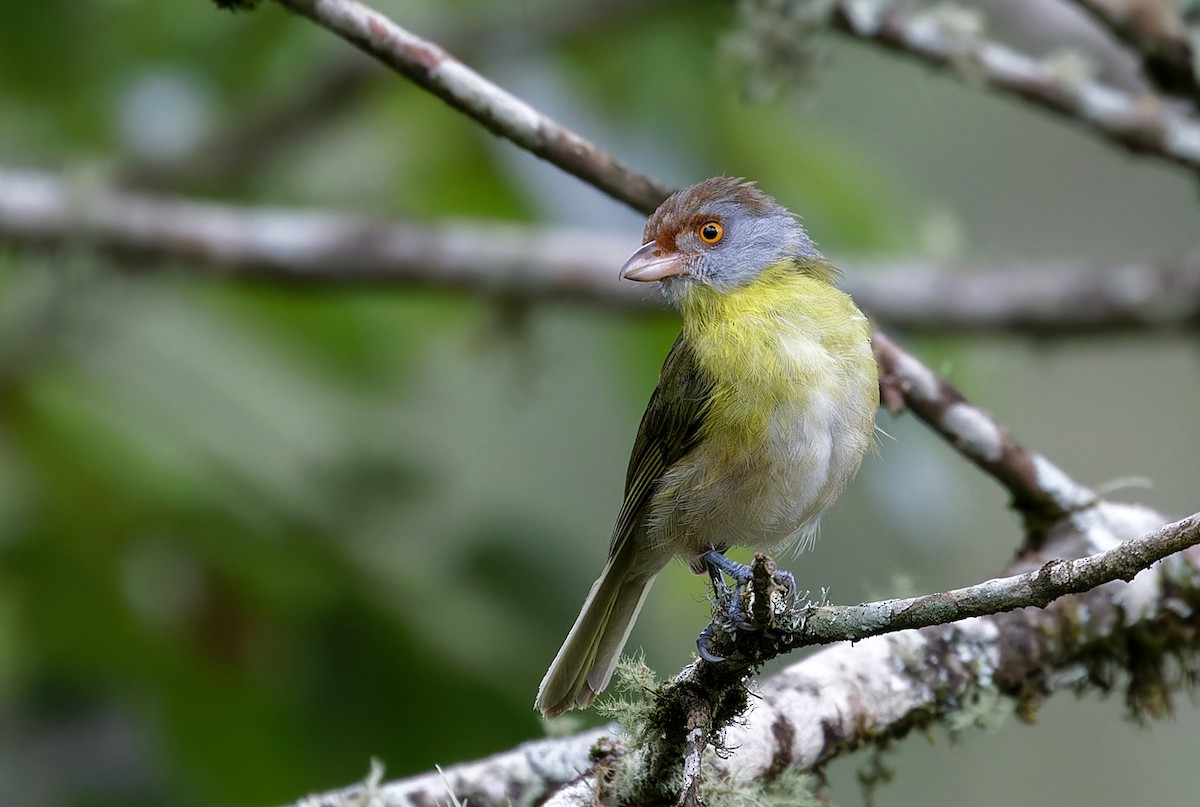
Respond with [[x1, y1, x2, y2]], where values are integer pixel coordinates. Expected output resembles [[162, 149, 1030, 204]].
[[619, 177, 826, 308]]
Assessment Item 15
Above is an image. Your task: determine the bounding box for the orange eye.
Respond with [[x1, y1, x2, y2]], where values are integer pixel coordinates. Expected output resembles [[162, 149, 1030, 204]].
[[698, 221, 723, 245]]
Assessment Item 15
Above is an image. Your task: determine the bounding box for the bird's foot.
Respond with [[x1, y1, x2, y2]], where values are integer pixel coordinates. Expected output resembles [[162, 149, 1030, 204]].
[[696, 622, 726, 663], [703, 550, 757, 629], [773, 568, 799, 610], [698, 551, 804, 663]]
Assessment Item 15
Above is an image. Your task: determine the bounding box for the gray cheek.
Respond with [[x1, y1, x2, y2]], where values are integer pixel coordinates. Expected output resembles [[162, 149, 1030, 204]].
[[704, 244, 765, 290]]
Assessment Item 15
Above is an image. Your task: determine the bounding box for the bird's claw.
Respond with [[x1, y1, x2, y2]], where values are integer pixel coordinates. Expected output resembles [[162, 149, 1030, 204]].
[[727, 578, 757, 630], [696, 623, 725, 663], [703, 550, 757, 629], [773, 568, 799, 609]]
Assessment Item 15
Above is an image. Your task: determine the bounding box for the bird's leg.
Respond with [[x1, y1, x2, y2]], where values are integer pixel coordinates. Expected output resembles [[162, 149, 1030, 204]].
[[696, 551, 748, 662], [703, 550, 757, 630], [707, 560, 730, 599], [704, 549, 754, 582]]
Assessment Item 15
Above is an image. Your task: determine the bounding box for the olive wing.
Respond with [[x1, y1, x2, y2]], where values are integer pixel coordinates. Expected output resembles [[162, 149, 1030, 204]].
[[608, 334, 714, 559]]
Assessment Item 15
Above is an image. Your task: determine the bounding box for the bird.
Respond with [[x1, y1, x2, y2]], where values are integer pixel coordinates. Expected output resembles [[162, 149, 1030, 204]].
[[535, 177, 878, 719]]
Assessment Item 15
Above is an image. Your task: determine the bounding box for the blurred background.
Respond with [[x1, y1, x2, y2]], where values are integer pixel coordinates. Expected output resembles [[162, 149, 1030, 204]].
[[0, 0, 1198, 805]]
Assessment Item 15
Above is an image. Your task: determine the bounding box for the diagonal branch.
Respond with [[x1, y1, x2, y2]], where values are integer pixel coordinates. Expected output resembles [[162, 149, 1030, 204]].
[[271, 0, 671, 214], [259, 0, 1200, 191], [872, 329, 1094, 546], [1066, 0, 1199, 98], [181, 0, 1200, 565], [126, 0, 657, 190], [828, 0, 1200, 176]]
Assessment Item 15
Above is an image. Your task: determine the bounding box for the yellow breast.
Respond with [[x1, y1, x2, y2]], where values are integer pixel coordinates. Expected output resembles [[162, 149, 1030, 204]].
[[677, 262, 876, 452]]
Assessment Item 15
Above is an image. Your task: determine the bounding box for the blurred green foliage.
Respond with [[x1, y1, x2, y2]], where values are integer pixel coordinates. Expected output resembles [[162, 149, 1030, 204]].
[[7, 1, 1198, 806], [0, 2, 912, 804]]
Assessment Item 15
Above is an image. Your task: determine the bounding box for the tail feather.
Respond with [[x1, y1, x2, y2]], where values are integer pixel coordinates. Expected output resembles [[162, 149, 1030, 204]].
[[535, 545, 659, 718]]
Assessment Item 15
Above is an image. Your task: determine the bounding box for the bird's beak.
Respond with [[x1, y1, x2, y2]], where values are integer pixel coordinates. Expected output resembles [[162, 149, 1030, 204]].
[[619, 241, 687, 282]]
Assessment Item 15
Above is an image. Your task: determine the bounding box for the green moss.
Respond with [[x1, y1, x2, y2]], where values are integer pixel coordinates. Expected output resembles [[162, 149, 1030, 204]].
[[705, 757, 826, 807]]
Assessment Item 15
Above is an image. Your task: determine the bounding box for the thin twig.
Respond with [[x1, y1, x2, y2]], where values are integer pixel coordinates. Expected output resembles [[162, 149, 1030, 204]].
[[829, 0, 1200, 175], [732, 510, 1200, 652], [704, 505, 1200, 787]]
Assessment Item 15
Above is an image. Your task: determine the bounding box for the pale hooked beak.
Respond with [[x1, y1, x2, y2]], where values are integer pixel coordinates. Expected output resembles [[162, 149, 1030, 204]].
[[618, 241, 687, 282]]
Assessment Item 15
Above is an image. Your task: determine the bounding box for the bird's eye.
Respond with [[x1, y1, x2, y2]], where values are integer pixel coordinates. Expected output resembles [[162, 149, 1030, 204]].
[[698, 221, 723, 245]]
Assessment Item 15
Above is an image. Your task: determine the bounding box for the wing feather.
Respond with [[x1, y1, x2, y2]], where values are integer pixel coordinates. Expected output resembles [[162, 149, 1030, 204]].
[[608, 334, 714, 558]]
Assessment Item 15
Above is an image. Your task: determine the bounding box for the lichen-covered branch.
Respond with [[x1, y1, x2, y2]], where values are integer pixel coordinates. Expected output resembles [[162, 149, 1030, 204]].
[[703, 511, 1200, 659], [872, 329, 1093, 544], [703, 516, 1200, 788], [7, 166, 1200, 335], [292, 727, 615, 807], [702, 502, 1200, 788], [270, 0, 671, 214], [676, 699, 710, 807], [825, 0, 1200, 175], [290, 506, 1200, 806]]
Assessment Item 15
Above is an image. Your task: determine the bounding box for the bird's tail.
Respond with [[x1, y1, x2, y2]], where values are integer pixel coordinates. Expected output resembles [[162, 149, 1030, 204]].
[[535, 544, 658, 719]]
